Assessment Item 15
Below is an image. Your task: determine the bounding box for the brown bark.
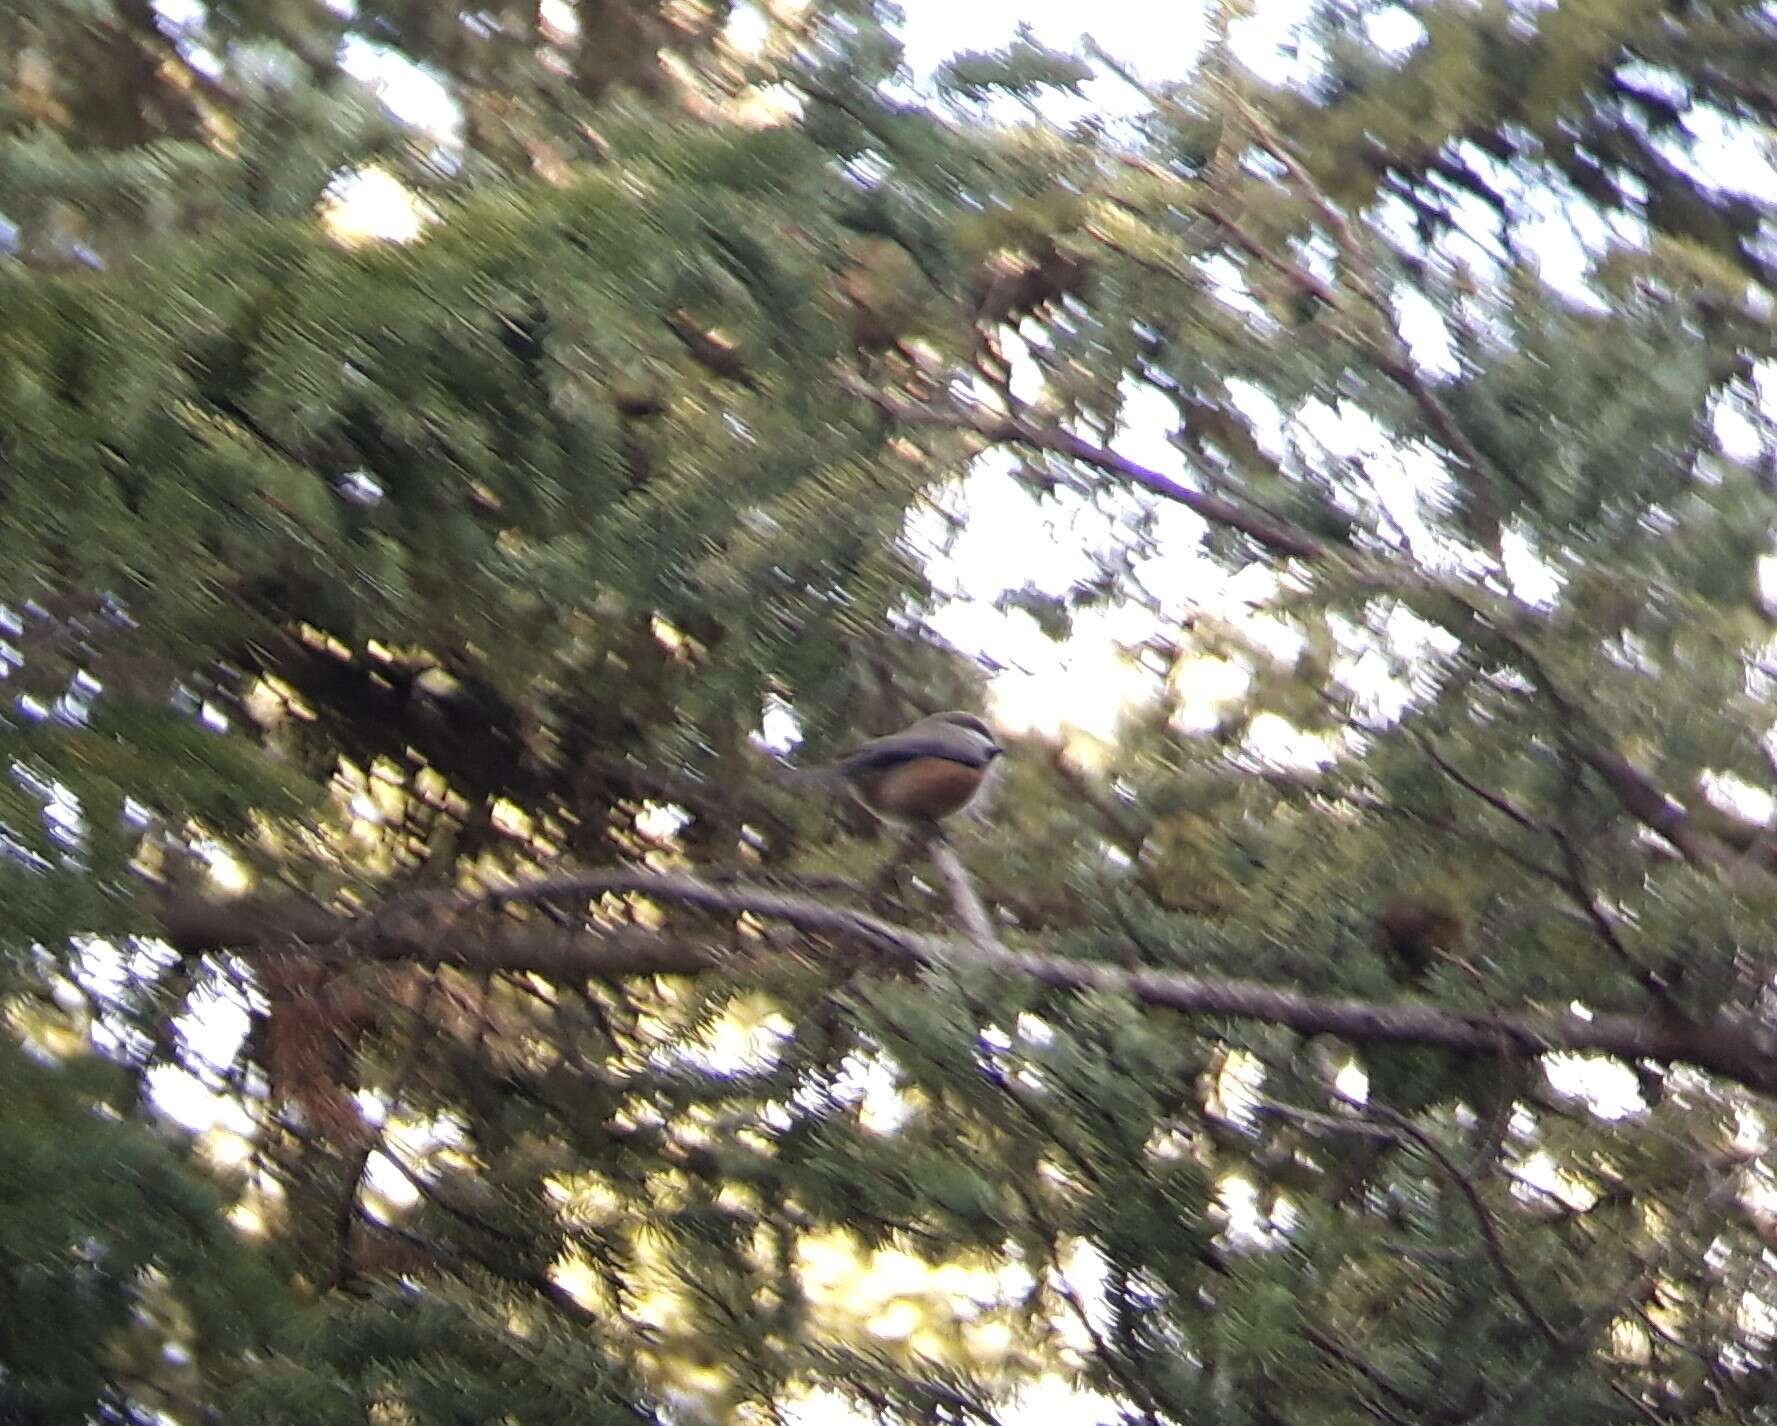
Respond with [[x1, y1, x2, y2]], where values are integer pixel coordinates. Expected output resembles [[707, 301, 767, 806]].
[[159, 870, 1777, 1098]]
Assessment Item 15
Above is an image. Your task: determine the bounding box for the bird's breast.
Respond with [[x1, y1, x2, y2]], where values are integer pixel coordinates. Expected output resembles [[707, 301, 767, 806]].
[[853, 755, 987, 820]]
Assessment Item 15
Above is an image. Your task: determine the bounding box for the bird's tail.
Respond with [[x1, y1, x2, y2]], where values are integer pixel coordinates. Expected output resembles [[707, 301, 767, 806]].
[[768, 758, 842, 792]]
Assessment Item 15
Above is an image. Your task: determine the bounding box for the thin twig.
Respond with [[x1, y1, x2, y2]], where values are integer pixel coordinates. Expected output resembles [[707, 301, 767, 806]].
[[1213, 79, 1517, 542], [1300, 1323, 1429, 1420], [1412, 734, 1547, 838], [1467, 1159, 1751, 1426], [1550, 749, 1683, 1010], [1008, 1178, 1167, 1426], [928, 836, 1001, 951], [1335, 1089, 1567, 1353], [839, 375, 1329, 561]]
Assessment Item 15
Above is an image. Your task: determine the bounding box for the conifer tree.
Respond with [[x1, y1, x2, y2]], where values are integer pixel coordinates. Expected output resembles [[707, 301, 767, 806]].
[[4, 1, 1777, 1422]]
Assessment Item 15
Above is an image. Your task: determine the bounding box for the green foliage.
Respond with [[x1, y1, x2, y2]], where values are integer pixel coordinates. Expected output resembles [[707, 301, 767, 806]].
[[5, 0, 1777, 1422], [237, 1280, 654, 1426], [935, 29, 1095, 104], [0, 1033, 286, 1422]]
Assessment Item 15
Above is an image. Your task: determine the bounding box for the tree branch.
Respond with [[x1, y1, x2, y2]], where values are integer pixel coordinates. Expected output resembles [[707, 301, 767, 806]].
[[839, 376, 1329, 561], [1340, 1093, 1567, 1353], [159, 886, 739, 978], [1213, 79, 1518, 548], [1468, 1160, 1751, 1426], [1574, 744, 1735, 870], [928, 837, 1001, 951], [161, 869, 1777, 1098]]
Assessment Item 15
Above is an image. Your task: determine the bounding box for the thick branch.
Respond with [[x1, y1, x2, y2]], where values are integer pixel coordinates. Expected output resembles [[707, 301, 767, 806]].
[[158, 888, 735, 978], [161, 871, 1777, 1098], [1576, 746, 1735, 871]]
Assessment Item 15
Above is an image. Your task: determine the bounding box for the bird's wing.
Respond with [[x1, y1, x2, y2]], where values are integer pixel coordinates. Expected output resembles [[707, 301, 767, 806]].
[[835, 731, 996, 774]]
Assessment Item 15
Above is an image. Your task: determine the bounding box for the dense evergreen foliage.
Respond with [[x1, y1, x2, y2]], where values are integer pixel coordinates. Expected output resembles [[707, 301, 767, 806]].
[[5, 1, 1777, 1421]]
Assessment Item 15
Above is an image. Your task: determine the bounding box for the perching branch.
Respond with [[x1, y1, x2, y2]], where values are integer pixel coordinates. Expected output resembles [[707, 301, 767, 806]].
[[928, 837, 1002, 951], [162, 869, 1777, 1098]]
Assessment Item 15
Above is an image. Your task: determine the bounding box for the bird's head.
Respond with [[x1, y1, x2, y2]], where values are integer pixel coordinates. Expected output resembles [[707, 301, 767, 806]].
[[920, 710, 1003, 761]]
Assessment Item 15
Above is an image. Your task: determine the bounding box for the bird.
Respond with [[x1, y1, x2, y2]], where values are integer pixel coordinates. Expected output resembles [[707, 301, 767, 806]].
[[795, 711, 1003, 827]]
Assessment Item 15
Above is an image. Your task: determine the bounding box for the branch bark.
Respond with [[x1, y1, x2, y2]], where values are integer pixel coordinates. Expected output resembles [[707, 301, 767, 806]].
[[160, 870, 1777, 1098], [928, 838, 1002, 951]]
